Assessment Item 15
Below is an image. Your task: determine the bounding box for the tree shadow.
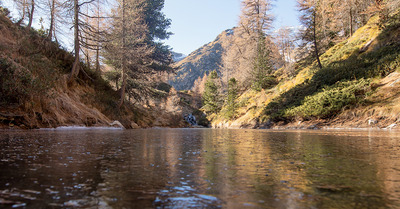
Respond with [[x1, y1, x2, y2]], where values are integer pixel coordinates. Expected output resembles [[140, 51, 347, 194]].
[[263, 16, 400, 121]]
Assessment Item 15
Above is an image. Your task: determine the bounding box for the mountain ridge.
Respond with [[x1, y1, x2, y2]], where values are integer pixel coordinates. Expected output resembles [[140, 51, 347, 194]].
[[169, 29, 234, 90]]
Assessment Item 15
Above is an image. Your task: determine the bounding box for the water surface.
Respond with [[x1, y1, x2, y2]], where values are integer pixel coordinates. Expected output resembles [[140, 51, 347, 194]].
[[0, 129, 399, 208]]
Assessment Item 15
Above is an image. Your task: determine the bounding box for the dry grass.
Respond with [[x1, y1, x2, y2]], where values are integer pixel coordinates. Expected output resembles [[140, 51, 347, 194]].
[[212, 11, 400, 129]]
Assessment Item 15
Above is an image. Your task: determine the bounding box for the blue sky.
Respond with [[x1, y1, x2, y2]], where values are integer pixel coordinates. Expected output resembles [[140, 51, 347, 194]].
[[163, 0, 300, 55]]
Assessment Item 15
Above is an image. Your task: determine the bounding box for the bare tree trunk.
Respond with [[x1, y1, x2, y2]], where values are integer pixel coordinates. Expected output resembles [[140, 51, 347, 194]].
[[69, 0, 80, 85], [95, 0, 100, 73], [349, 9, 353, 37], [95, 47, 100, 72], [47, 0, 55, 40], [17, 0, 27, 26], [119, 0, 127, 108], [86, 49, 90, 70], [313, 11, 323, 70], [27, 0, 34, 30]]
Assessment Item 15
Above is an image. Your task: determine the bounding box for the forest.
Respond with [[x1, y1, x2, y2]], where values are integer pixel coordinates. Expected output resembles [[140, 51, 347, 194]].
[[192, 0, 400, 129], [0, 0, 400, 129]]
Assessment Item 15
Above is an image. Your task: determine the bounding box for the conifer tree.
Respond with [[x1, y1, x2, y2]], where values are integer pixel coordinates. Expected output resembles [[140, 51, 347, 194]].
[[104, 0, 153, 107], [252, 33, 273, 91], [202, 71, 221, 115], [297, 0, 323, 69], [143, 0, 173, 73], [237, 0, 274, 89], [225, 77, 238, 119]]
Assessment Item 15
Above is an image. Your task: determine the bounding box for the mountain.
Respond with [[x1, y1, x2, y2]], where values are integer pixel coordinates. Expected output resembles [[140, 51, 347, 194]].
[[169, 29, 234, 90], [171, 51, 186, 62]]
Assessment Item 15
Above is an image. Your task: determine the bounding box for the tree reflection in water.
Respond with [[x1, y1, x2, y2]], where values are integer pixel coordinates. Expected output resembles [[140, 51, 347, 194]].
[[0, 129, 399, 208]]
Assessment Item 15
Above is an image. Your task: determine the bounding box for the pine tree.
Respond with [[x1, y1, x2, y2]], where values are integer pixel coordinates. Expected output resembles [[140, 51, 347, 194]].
[[143, 0, 173, 74], [104, 0, 153, 107], [252, 33, 273, 91], [202, 71, 221, 115], [225, 77, 238, 119]]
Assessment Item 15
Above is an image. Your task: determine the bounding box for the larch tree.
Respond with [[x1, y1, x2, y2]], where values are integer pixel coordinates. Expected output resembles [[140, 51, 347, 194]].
[[14, 0, 35, 29], [297, 0, 323, 70], [47, 0, 58, 40], [79, 0, 108, 73], [26, 0, 34, 30], [68, 0, 108, 84], [104, 0, 153, 107], [68, 0, 81, 84], [330, 0, 375, 37], [238, 0, 274, 90], [275, 26, 297, 64]]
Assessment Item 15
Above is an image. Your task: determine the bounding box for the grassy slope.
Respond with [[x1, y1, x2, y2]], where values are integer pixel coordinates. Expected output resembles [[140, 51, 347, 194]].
[[213, 12, 400, 129], [0, 12, 150, 129]]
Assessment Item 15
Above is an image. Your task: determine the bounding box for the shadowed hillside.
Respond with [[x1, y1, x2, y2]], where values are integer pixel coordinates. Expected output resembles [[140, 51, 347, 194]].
[[0, 10, 192, 129]]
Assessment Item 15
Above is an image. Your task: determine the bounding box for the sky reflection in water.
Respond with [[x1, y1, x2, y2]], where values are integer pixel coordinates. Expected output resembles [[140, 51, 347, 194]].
[[0, 129, 399, 208]]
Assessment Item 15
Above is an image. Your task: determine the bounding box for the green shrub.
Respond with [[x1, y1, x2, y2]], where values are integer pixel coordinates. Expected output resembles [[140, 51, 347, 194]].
[[253, 75, 278, 91], [0, 7, 10, 16], [224, 78, 238, 119], [285, 79, 370, 119], [156, 82, 172, 93]]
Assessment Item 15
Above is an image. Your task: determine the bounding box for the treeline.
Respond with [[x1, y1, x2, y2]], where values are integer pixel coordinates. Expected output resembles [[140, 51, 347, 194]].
[[297, 0, 399, 70], [197, 0, 399, 120], [6, 0, 173, 107]]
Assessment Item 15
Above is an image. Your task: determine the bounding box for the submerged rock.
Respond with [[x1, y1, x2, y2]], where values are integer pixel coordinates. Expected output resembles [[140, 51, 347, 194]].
[[385, 123, 397, 129]]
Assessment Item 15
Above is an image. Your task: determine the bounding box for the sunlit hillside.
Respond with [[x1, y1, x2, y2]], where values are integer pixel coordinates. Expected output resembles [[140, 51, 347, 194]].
[[169, 29, 234, 90], [212, 11, 400, 129]]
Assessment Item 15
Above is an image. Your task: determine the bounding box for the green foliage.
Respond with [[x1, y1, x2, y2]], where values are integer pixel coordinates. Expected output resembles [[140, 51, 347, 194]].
[[0, 58, 30, 105], [202, 70, 221, 114], [209, 70, 218, 79], [37, 17, 47, 37], [143, 0, 173, 73], [155, 82, 172, 93], [224, 78, 238, 119], [252, 34, 274, 91], [285, 79, 371, 119], [192, 109, 209, 127], [0, 6, 10, 16], [252, 75, 278, 91], [104, 70, 121, 89], [264, 14, 400, 121], [0, 57, 53, 106], [315, 43, 400, 87]]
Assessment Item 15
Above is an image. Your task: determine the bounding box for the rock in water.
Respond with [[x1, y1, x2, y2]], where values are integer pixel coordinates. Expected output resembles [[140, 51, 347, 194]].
[[184, 114, 197, 126], [109, 121, 125, 129]]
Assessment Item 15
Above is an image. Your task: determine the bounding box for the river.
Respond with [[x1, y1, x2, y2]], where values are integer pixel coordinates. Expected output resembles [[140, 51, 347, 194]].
[[0, 128, 399, 208]]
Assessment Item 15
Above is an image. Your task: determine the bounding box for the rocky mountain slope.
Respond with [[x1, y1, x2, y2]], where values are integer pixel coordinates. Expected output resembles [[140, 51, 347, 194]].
[[171, 51, 186, 62], [169, 29, 234, 90]]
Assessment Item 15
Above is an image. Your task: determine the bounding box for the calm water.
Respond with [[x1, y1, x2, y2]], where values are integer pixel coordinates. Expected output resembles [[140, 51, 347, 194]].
[[0, 128, 400, 208]]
